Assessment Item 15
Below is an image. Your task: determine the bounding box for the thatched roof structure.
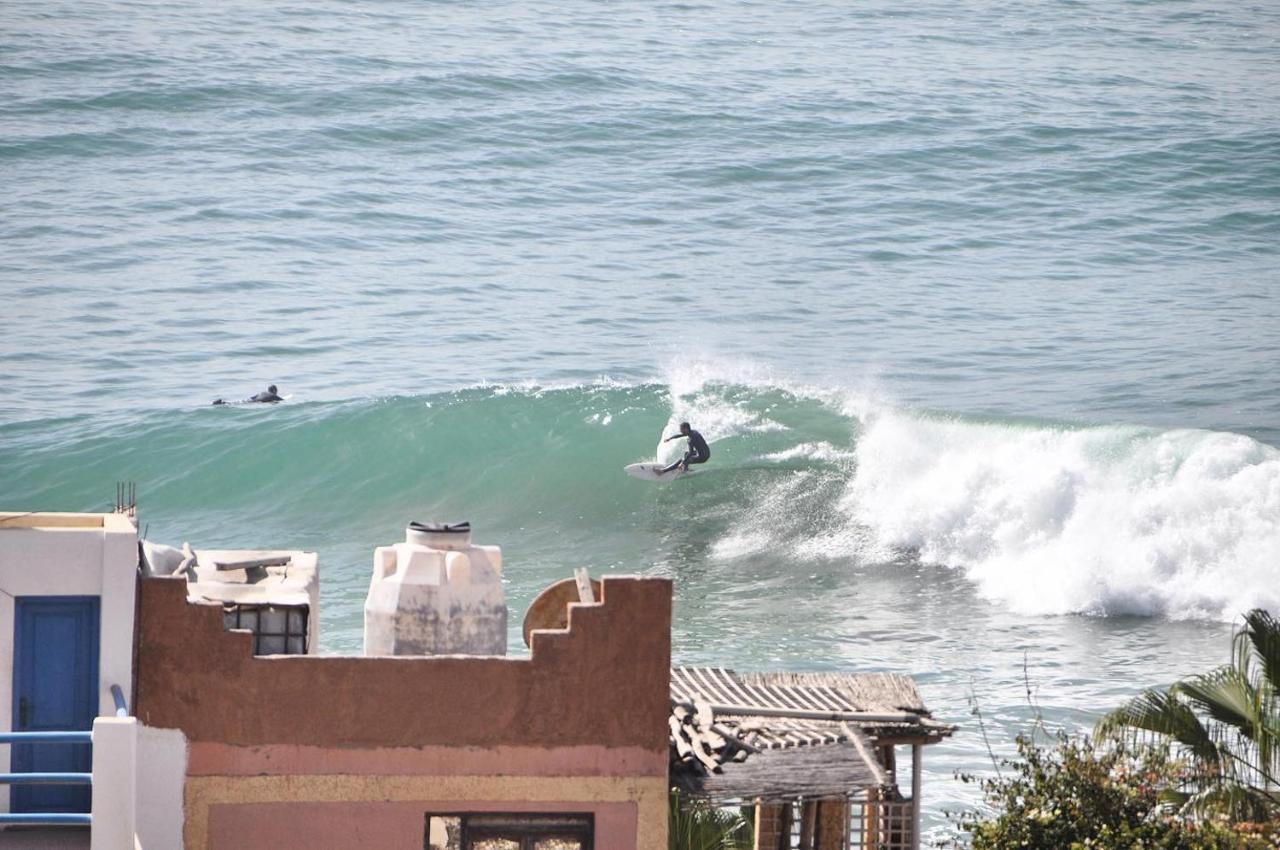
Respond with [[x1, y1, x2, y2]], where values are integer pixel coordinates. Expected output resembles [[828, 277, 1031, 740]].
[[669, 667, 955, 803], [736, 670, 953, 742]]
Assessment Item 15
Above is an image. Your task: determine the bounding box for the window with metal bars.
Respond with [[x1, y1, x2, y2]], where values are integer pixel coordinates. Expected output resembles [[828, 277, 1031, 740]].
[[222, 603, 308, 655], [425, 813, 593, 850]]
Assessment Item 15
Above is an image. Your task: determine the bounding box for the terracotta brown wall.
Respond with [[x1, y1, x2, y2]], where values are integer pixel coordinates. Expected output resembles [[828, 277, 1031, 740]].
[[135, 575, 672, 849], [134, 575, 672, 753]]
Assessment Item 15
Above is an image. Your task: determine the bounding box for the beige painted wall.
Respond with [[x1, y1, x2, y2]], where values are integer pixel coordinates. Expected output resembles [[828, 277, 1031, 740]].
[[191, 773, 667, 850]]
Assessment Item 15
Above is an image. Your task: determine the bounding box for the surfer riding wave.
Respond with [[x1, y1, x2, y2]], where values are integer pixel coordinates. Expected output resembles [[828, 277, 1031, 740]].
[[659, 422, 710, 475]]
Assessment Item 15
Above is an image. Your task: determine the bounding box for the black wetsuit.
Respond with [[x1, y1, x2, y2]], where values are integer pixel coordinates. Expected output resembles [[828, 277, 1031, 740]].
[[684, 429, 710, 465], [212, 388, 283, 405], [662, 429, 710, 472]]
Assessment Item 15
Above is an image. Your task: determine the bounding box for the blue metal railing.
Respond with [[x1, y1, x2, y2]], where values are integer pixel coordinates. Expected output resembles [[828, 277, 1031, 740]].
[[0, 732, 94, 826], [0, 773, 92, 785], [0, 732, 92, 745], [0, 812, 92, 825], [0, 692, 120, 827]]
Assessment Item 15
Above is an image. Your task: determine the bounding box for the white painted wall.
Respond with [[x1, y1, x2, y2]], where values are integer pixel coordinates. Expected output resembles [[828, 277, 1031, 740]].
[[92, 716, 137, 850], [134, 723, 187, 849], [89, 719, 187, 850], [0, 512, 139, 816]]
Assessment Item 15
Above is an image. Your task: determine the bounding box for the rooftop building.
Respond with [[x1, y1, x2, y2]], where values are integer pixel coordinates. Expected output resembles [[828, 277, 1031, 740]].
[[0, 509, 954, 850]]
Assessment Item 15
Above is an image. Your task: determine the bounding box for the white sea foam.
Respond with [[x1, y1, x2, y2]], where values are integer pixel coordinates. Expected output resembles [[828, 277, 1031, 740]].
[[711, 470, 829, 561], [758, 442, 856, 465], [532, 358, 1279, 622], [846, 412, 1280, 620], [711, 530, 774, 561], [656, 364, 792, 461]]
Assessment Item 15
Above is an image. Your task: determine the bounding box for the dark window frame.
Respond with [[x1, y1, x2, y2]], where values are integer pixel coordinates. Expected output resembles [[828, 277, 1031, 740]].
[[424, 812, 594, 850], [222, 603, 309, 655]]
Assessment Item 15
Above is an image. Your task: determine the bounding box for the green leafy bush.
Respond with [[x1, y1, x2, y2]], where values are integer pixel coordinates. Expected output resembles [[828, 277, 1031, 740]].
[[950, 733, 1280, 850]]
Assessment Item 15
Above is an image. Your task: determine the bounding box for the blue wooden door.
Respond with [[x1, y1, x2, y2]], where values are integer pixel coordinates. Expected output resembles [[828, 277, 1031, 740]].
[[11, 596, 99, 814]]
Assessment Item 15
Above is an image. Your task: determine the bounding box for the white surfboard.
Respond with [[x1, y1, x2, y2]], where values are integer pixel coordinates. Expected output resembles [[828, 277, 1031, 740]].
[[624, 462, 685, 481]]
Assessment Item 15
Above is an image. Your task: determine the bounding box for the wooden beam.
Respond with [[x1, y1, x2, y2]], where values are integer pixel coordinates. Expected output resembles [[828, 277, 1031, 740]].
[[214, 556, 290, 571], [673, 700, 924, 725], [573, 568, 595, 603], [911, 744, 922, 850]]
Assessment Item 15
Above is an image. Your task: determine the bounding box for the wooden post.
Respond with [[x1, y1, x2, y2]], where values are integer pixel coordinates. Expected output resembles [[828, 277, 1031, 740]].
[[881, 745, 896, 782], [798, 801, 817, 849], [864, 745, 893, 849], [754, 802, 775, 850], [754, 802, 792, 850], [911, 744, 922, 850], [815, 799, 848, 850], [862, 787, 879, 850]]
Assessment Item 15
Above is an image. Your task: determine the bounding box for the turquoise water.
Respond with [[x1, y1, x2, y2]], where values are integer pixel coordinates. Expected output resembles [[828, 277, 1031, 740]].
[[3, 0, 1279, 836]]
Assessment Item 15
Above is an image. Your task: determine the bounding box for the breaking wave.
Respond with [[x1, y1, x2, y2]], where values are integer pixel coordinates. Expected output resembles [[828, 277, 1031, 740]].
[[2, 370, 1276, 622], [845, 411, 1280, 619]]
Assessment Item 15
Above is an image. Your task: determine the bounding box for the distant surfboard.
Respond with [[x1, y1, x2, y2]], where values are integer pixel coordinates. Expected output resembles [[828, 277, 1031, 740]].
[[624, 462, 686, 481]]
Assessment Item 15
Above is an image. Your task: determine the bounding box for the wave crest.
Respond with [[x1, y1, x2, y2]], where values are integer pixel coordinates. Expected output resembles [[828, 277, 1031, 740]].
[[846, 413, 1280, 619], [5, 376, 1276, 622]]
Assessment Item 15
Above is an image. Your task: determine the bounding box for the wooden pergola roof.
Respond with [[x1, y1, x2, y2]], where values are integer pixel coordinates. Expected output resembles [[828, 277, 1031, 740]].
[[669, 667, 955, 803]]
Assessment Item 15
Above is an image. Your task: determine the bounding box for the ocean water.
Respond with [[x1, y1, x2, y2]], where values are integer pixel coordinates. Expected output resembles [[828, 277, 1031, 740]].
[[3, 0, 1279, 837]]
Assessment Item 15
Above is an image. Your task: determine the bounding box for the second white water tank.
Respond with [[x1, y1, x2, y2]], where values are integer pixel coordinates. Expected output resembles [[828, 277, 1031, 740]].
[[363, 521, 506, 656]]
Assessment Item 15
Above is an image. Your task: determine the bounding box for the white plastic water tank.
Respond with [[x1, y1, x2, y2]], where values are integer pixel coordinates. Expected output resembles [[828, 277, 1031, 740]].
[[363, 522, 507, 656]]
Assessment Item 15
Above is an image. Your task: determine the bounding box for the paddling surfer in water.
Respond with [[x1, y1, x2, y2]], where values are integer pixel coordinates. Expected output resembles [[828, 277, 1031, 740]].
[[658, 421, 710, 474], [212, 384, 284, 405], [248, 384, 284, 403]]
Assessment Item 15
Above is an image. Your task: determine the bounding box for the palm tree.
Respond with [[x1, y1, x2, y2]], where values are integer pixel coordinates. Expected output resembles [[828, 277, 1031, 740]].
[[668, 791, 754, 850], [1095, 608, 1280, 821]]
